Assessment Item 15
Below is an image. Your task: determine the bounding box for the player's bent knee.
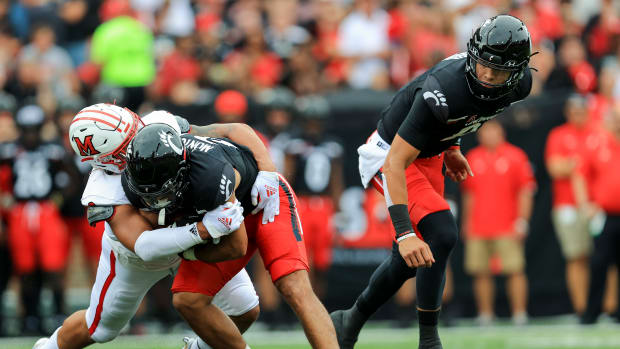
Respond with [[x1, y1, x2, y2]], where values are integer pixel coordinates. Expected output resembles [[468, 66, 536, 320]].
[[244, 304, 260, 323], [276, 273, 313, 307], [173, 292, 212, 314], [231, 305, 260, 333], [419, 210, 459, 252]]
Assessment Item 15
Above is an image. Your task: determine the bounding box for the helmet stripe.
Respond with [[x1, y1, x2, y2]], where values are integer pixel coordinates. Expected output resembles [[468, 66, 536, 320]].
[[77, 109, 128, 126], [71, 117, 123, 132]]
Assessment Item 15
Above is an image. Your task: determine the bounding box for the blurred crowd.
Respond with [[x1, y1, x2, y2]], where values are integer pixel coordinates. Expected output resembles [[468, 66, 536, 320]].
[[0, 0, 619, 338]]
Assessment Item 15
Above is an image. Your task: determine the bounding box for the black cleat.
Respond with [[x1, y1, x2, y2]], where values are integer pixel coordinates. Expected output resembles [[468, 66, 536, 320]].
[[419, 341, 443, 349], [330, 310, 358, 349], [418, 324, 443, 349]]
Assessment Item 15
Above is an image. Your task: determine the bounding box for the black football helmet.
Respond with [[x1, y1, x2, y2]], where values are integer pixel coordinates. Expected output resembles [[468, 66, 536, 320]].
[[123, 123, 189, 210], [465, 15, 532, 100]]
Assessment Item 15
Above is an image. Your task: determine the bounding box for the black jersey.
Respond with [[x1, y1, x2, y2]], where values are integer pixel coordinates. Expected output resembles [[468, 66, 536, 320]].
[[377, 53, 532, 158], [0, 141, 66, 201], [123, 134, 258, 223], [287, 136, 343, 196]]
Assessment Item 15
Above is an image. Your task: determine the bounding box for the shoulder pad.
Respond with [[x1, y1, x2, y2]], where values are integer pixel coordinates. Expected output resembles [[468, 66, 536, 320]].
[[421, 75, 450, 122], [141, 110, 182, 133], [86, 205, 115, 226], [174, 115, 191, 134]]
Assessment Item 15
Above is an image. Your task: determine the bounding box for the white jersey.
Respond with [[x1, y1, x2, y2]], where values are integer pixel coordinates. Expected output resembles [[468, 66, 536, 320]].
[[82, 169, 181, 271], [80, 113, 184, 271]]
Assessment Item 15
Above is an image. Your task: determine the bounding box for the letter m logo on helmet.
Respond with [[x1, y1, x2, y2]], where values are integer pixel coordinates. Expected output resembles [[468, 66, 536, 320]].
[[73, 135, 100, 156]]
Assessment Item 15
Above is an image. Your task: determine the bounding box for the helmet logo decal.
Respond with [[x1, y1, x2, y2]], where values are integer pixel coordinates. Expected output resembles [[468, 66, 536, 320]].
[[159, 130, 183, 155], [73, 135, 100, 156], [423, 90, 448, 107]]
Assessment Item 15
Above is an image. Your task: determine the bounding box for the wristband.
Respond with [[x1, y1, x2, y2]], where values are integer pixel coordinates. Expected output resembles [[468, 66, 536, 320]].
[[448, 145, 460, 151], [388, 204, 416, 241]]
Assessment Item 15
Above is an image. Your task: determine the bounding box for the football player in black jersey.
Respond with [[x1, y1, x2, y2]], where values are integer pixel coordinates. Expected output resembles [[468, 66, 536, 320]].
[[123, 124, 338, 348], [330, 15, 534, 349]]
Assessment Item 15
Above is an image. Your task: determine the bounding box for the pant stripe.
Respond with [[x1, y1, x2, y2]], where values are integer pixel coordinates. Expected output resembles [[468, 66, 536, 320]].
[[88, 250, 116, 335], [278, 175, 303, 242]]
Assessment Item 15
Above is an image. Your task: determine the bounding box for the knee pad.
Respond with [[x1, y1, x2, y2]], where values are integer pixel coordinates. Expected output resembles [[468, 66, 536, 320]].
[[418, 210, 458, 254]]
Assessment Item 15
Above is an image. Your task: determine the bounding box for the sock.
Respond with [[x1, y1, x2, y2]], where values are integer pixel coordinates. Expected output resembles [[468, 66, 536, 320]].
[[418, 310, 441, 348], [43, 327, 61, 349]]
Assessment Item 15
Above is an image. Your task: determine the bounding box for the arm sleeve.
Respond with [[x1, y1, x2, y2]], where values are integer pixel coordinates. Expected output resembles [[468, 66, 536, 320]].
[[134, 223, 204, 262]]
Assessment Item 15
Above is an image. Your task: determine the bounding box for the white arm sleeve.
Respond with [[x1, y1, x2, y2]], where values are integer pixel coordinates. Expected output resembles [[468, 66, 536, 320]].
[[134, 223, 205, 262]]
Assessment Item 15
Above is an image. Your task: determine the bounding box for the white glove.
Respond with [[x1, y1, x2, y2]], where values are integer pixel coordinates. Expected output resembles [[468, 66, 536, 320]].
[[251, 171, 280, 224], [202, 200, 244, 240]]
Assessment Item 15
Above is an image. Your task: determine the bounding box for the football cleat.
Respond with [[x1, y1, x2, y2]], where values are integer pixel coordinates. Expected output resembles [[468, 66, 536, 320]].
[[32, 337, 49, 349], [181, 336, 195, 349], [330, 310, 358, 349]]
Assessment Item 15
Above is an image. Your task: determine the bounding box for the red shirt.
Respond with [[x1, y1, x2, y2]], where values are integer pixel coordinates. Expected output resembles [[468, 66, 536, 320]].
[[579, 132, 620, 214], [154, 51, 201, 97], [462, 142, 535, 238], [545, 123, 603, 206]]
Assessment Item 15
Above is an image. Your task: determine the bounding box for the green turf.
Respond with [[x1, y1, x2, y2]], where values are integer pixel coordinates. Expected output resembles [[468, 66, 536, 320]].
[[4, 323, 620, 349]]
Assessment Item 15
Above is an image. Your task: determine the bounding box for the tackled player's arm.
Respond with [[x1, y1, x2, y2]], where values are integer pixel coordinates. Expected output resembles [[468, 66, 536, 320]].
[[190, 123, 277, 172], [192, 169, 248, 262]]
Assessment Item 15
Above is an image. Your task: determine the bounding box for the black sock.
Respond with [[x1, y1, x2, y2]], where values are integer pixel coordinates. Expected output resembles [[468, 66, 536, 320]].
[[418, 310, 442, 349], [418, 309, 439, 326], [356, 243, 417, 317]]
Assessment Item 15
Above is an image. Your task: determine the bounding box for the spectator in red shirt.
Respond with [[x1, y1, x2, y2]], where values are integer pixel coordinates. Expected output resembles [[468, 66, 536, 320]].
[[574, 101, 620, 324], [461, 120, 535, 326], [545, 93, 604, 315], [151, 35, 201, 100]]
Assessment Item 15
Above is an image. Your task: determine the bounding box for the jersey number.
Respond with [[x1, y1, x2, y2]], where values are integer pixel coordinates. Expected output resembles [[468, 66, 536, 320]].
[[14, 156, 52, 198], [441, 122, 483, 141], [304, 152, 331, 193]]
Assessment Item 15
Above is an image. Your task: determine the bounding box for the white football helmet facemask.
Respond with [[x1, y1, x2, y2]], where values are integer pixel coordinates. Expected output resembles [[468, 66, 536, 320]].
[[69, 103, 143, 173]]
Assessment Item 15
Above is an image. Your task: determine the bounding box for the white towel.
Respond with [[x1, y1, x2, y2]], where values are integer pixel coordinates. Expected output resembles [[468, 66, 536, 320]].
[[358, 132, 390, 188]]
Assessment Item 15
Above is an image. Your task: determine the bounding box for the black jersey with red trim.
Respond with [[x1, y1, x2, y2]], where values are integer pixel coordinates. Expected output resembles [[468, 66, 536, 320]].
[[123, 134, 258, 222], [377, 53, 532, 158]]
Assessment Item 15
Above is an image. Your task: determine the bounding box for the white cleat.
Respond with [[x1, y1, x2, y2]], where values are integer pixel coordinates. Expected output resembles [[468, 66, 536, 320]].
[[33, 338, 49, 349], [181, 336, 195, 349]]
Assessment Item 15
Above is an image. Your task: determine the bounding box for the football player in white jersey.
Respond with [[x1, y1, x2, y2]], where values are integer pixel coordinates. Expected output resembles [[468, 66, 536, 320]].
[[35, 103, 281, 349]]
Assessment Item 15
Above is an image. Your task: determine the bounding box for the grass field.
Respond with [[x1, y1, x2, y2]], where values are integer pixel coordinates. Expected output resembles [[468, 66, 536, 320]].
[[3, 323, 620, 349]]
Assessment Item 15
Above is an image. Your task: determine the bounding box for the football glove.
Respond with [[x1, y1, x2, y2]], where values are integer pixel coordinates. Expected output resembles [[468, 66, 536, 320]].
[[202, 200, 244, 240], [251, 171, 280, 224]]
